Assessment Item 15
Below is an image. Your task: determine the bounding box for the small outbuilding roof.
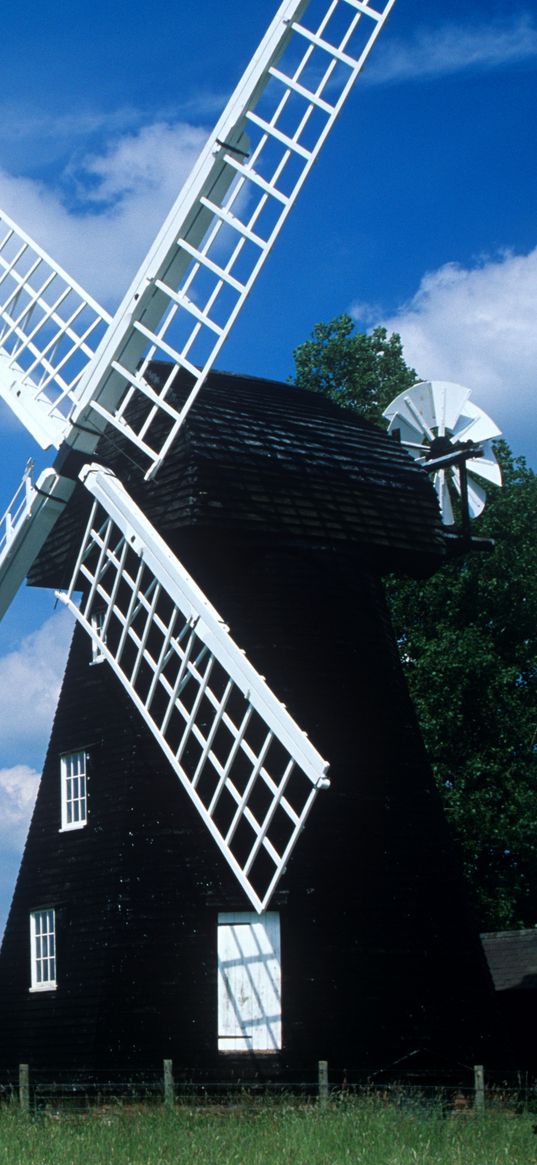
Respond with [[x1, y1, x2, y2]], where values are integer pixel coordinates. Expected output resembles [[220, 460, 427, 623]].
[[481, 930, 537, 991]]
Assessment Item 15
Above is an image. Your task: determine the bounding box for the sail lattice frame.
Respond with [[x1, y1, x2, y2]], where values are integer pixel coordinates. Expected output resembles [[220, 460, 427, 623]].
[[0, 0, 396, 478], [57, 465, 329, 912], [0, 464, 75, 621], [71, 0, 396, 479], [0, 208, 111, 448]]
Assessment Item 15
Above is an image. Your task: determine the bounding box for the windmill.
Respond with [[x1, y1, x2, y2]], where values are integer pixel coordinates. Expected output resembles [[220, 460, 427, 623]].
[[0, 0, 496, 1076], [0, 0, 398, 916]]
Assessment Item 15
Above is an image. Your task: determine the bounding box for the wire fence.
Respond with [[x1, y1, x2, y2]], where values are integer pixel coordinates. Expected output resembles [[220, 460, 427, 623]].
[[1, 1062, 537, 1115]]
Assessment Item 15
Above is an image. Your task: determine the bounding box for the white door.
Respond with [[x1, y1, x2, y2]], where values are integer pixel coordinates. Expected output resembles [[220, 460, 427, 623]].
[[217, 912, 281, 1052]]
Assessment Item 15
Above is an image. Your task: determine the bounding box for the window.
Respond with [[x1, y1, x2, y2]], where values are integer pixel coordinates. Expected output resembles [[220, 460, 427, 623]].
[[217, 912, 281, 1052], [60, 750, 87, 831], [30, 909, 57, 991]]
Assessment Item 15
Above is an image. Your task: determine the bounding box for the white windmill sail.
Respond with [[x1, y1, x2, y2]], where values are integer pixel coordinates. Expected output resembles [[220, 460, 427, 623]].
[[0, 0, 397, 481], [0, 208, 111, 448], [0, 0, 399, 908], [67, 0, 398, 480], [0, 463, 74, 620], [0, 0, 398, 615], [56, 464, 329, 913]]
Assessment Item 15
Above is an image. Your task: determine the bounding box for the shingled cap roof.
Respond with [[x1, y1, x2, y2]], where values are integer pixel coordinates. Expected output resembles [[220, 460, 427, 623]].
[[29, 365, 446, 588]]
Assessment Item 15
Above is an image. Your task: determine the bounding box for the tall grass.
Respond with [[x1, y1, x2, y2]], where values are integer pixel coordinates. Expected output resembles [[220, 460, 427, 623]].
[[0, 1098, 534, 1165]]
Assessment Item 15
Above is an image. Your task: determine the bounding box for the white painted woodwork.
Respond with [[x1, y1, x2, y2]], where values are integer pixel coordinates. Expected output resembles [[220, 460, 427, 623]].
[[0, 1, 398, 910], [0, 465, 75, 621], [60, 750, 88, 832], [0, 208, 111, 448], [383, 381, 502, 523], [29, 909, 57, 992], [0, 0, 398, 628], [68, 0, 397, 479], [0, 1, 397, 481], [218, 912, 281, 1052], [56, 465, 329, 913]]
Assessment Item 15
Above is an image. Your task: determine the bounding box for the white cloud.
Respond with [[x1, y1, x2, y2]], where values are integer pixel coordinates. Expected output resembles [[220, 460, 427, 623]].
[[70, 121, 206, 206], [0, 609, 73, 761], [0, 89, 224, 166], [0, 765, 40, 852], [0, 120, 207, 307], [0, 763, 41, 938], [366, 247, 537, 463], [369, 16, 537, 85], [0, 105, 142, 156]]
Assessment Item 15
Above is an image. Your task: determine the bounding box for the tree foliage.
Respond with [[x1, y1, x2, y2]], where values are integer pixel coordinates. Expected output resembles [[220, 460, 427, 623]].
[[293, 315, 416, 423], [293, 315, 537, 931]]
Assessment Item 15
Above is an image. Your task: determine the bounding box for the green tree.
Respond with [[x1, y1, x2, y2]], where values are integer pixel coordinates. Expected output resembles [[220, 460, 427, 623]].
[[293, 316, 537, 931], [293, 314, 416, 423]]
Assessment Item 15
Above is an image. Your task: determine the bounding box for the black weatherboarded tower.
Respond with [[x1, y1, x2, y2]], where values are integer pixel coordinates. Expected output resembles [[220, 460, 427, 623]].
[[0, 369, 494, 1078]]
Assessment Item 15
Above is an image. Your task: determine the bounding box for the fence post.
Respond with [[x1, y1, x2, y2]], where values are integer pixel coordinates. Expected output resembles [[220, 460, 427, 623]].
[[318, 1060, 329, 1109], [163, 1059, 174, 1107], [474, 1064, 485, 1113], [19, 1064, 30, 1113]]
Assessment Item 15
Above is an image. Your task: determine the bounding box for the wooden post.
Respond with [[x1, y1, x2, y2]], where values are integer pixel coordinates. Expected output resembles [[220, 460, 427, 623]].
[[19, 1064, 29, 1113], [474, 1064, 485, 1113], [318, 1060, 329, 1109], [163, 1059, 174, 1107]]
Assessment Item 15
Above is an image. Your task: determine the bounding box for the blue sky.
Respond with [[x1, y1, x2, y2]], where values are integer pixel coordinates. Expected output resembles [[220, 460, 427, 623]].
[[0, 0, 535, 935]]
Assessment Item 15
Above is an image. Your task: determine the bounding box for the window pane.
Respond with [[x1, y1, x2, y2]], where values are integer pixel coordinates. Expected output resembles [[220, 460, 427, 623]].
[[61, 751, 87, 830], [30, 909, 57, 991]]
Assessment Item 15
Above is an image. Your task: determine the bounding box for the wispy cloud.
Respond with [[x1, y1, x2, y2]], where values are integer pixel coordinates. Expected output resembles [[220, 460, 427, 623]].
[[0, 609, 73, 764], [368, 15, 537, 85], [0, 120, 207, 307], [0, 105, 142, 147], [0, 764, 40, 852], [0, 89, 225, 164], [359, 247, 537, 464], [0, 763, 41, 939], [69, 121, 207, 208]]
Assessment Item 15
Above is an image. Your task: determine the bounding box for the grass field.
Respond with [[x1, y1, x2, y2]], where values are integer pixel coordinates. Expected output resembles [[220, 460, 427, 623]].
[[0, 1100, 536, 1165]]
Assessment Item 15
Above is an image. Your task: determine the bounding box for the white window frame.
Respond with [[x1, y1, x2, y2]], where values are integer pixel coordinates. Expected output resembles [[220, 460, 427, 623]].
[[60, 749, 87, 831], [217, 911, 282, 1053], [29, 908, 57, 992]]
